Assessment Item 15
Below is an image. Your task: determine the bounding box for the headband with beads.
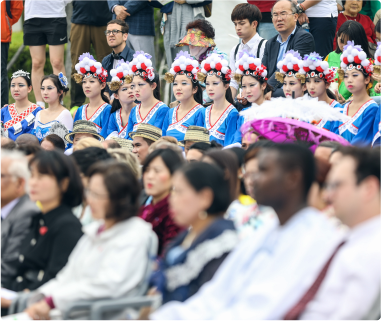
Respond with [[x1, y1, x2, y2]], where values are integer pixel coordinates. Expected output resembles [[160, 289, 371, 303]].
[[275, 50, 305, 83], [126, 51, 155, 83], [339, 41, 373, 79], [164, 51, 200, 83], [233, 50, 268, 83], [198, 51, 232, 83], [11, 70, 30, 79], [298, 52, 335, 83], [74, 53, 108, 83], [107, 60, 132, 92]]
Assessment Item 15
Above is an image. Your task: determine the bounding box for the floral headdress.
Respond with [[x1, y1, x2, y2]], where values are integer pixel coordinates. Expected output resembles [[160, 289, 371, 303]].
[[374, 42, 381, 75], [107, 60, 132, 92], [198, 51, 232, 83], [298, 52, 335, 83], [126, 51, 155, 83], [275, 50, 305, 83], [58, 72, 69, 90], [233, 50, 268, 83], [164, 51, 200, 83], [11, 70, 30, 79], [74, 53, 108, 83], [338, 41, 373, 80]]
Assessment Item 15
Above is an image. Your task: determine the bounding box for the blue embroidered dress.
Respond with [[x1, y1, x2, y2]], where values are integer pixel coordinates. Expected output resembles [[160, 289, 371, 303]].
[[74, 103, 112, 138], [33, 109, 73, 142], [332, 99, 379, 146], [162, 104, 204, 141], [233, 105, 253, 144], [126, 101, 169, 139], [106, 108, 132, 139], [372, 106, 380, 147], [315, 99, 342, 131], [1, 103, 42, 140], [195, 104, 239, 146]]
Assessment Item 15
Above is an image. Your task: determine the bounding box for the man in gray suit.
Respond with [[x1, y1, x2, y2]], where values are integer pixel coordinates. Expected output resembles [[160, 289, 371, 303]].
[[1, 150, 40, 291]]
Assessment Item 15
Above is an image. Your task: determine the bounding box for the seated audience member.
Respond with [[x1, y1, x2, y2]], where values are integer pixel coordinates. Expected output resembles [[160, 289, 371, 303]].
[[140, 149, 184, 256], [150, 162, 237, 304], [73, 137, 104, 152], [71, 147, 112, 226], [1, 151, 83, 295], [15, 133, 40, 147], [16, 145, 42, 161], [24, 162, 157, 320], [241, 131, 260, 150], [148, 138, 183, 159], [329, 146, 344, 165], [130, 124, 162, 164], [1, 137, 16, 150], [334, 0, 376, 51], [102, 139, 122, 149], [181, 126, 210, 156], [262, 0, 315, 98], [186, 142, 221, 162], [107, 148, 141, 179], [1, 151, 40, 295], [300, 148, 380, 319], [314, 141, 343, 162], [150, 144, 344, 319], [41, 134, 65, 152]]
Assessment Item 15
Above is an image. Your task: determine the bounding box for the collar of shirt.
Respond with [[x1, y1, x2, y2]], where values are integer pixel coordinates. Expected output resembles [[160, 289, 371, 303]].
[[347, 215, 380, 243], [1, 198, 20, 220], [276, 25, 297, 45], [239, 33, 262, 51]]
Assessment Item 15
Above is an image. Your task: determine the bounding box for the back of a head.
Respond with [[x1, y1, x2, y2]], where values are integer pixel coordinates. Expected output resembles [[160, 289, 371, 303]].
[[71, 147, 111, 177], [180, 162, 231, 215], [43, 134, 65, 151], [15, 133, 40, 147], [189, 142, 212, 154], [1, 138, 17, 150], [143, 148, 184, 175], [107, 148, 141, 179], [337, 20, 371, 56], [17, 144, 42, 156], [74, 137, 104, 151], [149, 140, 183, 158], [262, 143, 315, 199], [314, 156, 332, 188], [318, 141, 342, 149], [103, 140, 121, 149]]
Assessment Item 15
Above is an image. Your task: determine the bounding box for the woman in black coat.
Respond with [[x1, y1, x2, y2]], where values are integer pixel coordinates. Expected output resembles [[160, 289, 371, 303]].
[[2, 150, 83, 293]]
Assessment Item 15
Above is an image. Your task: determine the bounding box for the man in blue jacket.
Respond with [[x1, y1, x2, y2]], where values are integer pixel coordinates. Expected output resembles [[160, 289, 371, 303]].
[[108, 0, 156, 68], [70, 0, 112, 108], [262, 0, 315, 98]]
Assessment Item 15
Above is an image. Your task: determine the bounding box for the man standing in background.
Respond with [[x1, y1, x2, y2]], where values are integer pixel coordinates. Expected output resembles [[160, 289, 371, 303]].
[[1, 0, 23, 107]]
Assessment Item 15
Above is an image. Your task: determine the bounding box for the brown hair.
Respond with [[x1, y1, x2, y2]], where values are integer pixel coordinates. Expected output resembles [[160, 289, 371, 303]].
[[107, 19, 129, 34], [186, 19, 215, 39], [231, 3, 262, 28]]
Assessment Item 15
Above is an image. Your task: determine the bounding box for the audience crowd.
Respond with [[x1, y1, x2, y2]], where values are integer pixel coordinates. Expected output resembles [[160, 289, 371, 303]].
[[1, 0, 380, 319]]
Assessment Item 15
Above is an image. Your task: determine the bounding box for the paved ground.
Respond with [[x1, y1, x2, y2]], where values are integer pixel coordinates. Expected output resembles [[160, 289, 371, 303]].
[[207, 0, 246, 56]]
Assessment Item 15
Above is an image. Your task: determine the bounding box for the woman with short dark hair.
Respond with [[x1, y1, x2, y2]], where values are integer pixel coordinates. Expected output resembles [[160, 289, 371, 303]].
[[24, 161, 157, 319], [2, 150, 83, 294], [140, 148, 184, 256], [41, 134, 65, 152], [150, 162, 237, 304]]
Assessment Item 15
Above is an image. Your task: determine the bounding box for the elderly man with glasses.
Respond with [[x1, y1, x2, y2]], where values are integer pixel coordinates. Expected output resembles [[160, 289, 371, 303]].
[[101, 19, 135, 96], [262, 0, 315, 98]]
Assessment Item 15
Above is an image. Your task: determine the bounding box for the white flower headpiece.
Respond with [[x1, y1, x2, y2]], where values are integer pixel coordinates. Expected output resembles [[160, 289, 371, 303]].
[[128, 51, 155, 82]]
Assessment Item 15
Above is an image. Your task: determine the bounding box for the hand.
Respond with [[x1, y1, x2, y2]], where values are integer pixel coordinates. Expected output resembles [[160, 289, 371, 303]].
[[138, 288, 159, 320], [372, 73, 381, 83], [174, 0, 186, 4], [115, 5, 129, 20], [236, 93, 248, 105], [298, 13, 309, 25], [264, 91, 272, 101], [375, 82, 381, 94], [1, 298, 12, 308], [25, 300, 51, 320], [335, 90, 345, 104]]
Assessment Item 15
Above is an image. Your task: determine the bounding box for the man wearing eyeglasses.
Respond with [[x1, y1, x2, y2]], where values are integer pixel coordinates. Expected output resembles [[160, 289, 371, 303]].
[[262, 0, 315, 98], [101, 19, 135, 95]]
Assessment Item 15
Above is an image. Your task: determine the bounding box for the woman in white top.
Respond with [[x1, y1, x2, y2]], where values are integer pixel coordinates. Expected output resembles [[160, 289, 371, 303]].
[[24, 161, 157, 320], [33, 74, 73, 142]]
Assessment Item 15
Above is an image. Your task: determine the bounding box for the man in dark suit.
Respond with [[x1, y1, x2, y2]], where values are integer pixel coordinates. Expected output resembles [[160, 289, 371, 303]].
[[262, 0, 315, 98], [102, 19, 135, 96], [1, 151, 40, 293]]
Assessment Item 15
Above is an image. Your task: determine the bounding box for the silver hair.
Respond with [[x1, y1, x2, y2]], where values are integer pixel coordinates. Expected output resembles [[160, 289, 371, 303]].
[[1, 150, 30, 192], [271, 0, 298, 14]]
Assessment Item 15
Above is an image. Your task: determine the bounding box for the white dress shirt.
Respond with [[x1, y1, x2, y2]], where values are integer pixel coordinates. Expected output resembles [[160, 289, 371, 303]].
[[305, 0, 338, 18], [1, 198, 20, 220], [229, 33, 267, 91], [151, 207, 345, 320], [300, 215, 381, 320]]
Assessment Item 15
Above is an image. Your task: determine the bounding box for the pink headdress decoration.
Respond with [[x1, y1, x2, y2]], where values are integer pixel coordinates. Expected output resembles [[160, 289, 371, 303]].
[[74, 52, 108, 83], [128, 51, 155, 81], [165, 51, 200, 83], [298, 52, 335, 83]]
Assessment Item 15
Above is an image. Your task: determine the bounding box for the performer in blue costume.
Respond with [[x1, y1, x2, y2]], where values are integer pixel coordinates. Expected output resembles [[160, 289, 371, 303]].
[[372, 106, 380, 147], [232, 51, 271, 144], [162, 51, 204, 141], [332, 41, 378, 146], [1, 70, 42, 140], [125, 51, 169, 139], [300, 52, 342, 131], [194, 52, 238, 147], [73, 53, 112, 138], [32, 73, 73, 142], [106, 60, 136, 139]]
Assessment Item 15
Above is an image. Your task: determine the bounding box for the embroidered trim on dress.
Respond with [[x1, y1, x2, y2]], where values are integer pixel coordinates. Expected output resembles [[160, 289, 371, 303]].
[[205, 104, 234, 141], [116, 109, 128, 137], [338, 100, 373, 136], [3, 103, 39, 129], [167, 104, 203, 133], [82, 103, 108, 123], [133, 102, 164, 131], [165, 230, 238, 291]]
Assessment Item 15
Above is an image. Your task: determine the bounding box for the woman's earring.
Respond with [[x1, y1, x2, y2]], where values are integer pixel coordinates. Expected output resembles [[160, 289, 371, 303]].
[[198, 211, 208, 220]]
